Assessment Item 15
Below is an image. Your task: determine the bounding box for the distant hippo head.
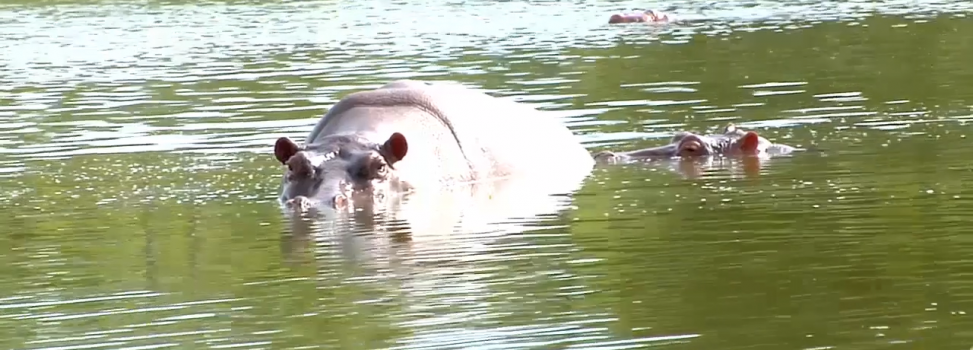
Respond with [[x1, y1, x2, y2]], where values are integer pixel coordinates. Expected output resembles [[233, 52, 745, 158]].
[[608, 10, 670, 24], [594, 124, 800, 163], [609, 13, 647, 24], [668, 124, 769, 157], [273, 132, 411, 210]]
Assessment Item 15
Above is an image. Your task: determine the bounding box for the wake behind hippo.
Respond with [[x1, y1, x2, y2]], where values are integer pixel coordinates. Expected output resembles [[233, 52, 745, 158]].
[[272, 80, 594, 210], [594, 123, 803, 164]]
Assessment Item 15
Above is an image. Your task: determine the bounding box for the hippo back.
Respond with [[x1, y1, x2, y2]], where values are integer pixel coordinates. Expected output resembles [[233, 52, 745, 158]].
[[305, 80, 593, 188]]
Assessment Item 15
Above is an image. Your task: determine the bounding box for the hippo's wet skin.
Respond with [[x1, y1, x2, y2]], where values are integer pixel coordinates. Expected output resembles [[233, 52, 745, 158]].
[[273, 80, 594, 211], [593, 123, 802, 164]]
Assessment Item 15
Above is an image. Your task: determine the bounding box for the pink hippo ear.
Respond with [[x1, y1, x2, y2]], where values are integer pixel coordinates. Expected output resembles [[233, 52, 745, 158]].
[[275, 137, 300, 164], [739, 131, 761, 153], [381, 132, 409, 164]]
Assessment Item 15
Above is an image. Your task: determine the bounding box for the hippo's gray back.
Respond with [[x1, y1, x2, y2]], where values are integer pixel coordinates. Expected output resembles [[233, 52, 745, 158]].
[[305, 80, 593, 186]]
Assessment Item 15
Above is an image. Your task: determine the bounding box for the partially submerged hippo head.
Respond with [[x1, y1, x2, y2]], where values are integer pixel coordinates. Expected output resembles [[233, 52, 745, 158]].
[[274, 132, 410, 210], [667, 124, 769, 157], [608, 9, 670, 24], [594, 123, 801, 163]]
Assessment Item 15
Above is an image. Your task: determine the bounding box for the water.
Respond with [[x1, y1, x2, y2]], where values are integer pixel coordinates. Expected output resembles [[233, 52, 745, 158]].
[[2, 0, 973, 349]]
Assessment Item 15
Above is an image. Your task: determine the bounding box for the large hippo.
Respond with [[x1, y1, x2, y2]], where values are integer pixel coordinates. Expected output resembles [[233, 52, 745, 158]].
[[608, 9, 672, 24], [593, 123, 802, 163], [272, 80, 594, 210]]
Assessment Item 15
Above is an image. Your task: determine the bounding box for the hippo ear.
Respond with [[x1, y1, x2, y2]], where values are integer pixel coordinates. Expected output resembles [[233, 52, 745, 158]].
[[275, 137, 300, 164], [381, 132, 409, 164], [739, 132, 761, 153]]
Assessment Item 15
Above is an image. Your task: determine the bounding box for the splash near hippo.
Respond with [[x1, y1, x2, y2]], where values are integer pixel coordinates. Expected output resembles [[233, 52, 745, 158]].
[[608, 9, 672, 24]]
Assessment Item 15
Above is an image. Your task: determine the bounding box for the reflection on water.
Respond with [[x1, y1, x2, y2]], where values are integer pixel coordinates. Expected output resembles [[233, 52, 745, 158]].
[[3, 0, 973, 349]]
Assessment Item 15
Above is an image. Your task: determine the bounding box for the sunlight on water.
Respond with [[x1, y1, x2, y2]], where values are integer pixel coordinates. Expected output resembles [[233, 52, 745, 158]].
[[2, 0, 973, 349]]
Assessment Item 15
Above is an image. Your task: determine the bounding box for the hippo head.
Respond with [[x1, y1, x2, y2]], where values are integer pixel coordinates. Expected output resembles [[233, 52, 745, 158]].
[[668, 124, 769, 157], [609, 13, 646, 24], [594, 123, 797, 163], [273, 132, 411, 210]]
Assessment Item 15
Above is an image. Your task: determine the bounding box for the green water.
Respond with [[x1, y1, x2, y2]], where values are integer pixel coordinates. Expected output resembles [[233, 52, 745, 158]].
[[3, 0, 973, 349]]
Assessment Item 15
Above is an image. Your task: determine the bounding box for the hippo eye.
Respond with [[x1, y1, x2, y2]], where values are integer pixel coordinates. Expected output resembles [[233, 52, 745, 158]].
[[376, 163, 388, 177], [678, 140, 705, 156]]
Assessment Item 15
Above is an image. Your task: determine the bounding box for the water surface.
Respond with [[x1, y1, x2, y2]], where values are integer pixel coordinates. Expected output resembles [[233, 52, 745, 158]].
[[2, 0, 973, 349]]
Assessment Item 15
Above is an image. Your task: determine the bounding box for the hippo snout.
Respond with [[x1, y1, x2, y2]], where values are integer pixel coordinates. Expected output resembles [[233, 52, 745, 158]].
[[285, 192, 350, 211], [285, 195, 315, 212]]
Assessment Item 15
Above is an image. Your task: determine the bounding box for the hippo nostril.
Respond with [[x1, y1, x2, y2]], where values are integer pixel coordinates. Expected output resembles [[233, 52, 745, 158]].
[[333, 194, 349, 209], [286, 196, 313, 212]]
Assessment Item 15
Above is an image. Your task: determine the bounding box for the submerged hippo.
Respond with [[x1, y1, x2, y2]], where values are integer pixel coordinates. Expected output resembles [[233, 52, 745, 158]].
[[593, 123, 802, 163], [608, 9, 672, 24], [272, 80, 594, 210]]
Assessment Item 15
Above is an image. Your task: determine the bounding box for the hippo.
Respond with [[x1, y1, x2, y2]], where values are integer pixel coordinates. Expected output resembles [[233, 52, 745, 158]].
[[593, 123, 802, 163], [272, 80, 594, 211], [608, 9, 672, 24]]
